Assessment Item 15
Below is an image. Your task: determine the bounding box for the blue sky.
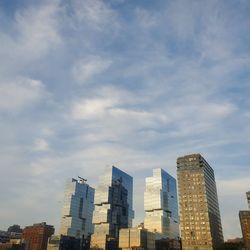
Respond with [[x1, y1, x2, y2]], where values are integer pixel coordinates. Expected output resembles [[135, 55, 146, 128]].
[[0, 0, 250, 239]]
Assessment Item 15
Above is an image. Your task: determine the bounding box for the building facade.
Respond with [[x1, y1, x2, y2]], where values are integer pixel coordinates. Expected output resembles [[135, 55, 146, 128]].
[[177, 154, 224, 250], [60, 177, 95, 246], [155, 239, 182, 250], [119, 227, 155, 250], [144, 168, 179, 239], [91, 166, 134, 250], [22, 222, 54, 250], [47, 235, 81, 250], [247, 191, 250, 210], [239, 211, 250, 250]]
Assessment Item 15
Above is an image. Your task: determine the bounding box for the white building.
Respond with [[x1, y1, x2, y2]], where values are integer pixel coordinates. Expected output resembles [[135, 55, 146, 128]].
[[144, 168, 179, 239]]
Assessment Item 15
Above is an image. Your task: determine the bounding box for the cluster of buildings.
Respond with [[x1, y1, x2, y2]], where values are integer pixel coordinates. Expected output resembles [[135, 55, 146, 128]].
[[0, 153, 249, 250]]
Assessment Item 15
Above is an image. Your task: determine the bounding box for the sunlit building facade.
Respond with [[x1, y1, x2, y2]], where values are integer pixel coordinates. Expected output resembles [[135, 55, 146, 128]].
[[144, 168, 179, 239], [177, 154, 224, 250], [239, 211, 250, 250], [60, 177, 95, 244], [91, 166, 134, 250], [119, 227, 155, 250]]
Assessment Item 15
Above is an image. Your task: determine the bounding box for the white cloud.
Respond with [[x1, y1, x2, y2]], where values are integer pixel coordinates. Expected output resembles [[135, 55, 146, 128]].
[[72, 56, 112, 83], [135, 8, 158, 28], [0, 77, 45, 112], [0, 0, 249, 240], [72, 0, 119, 31], [14, 1, 61, 58], [33, 138, 49, 152], [72, 97, 117, 120]]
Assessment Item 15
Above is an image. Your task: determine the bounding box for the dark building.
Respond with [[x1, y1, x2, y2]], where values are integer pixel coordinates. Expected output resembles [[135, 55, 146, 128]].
[[177, 154, 224, 250], [22, 222, 54, 250], [239, 211, 250, 250], [8, 225, 23, 234], [224, 238, 244, 250], [155, 239, 182, 250], [247, 191, 250, 210], [47, 235, 81, 250], [0, 242, 26, 250], [0, 231, 10, 243]]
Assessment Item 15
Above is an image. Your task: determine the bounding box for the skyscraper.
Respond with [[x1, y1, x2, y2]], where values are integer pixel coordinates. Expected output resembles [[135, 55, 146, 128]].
[[177, 154, 224, 250], [91, 166, 134, 250], [144, 168, 179, 239], [60, 177, 95, 245], [247, 191, 250, 210]]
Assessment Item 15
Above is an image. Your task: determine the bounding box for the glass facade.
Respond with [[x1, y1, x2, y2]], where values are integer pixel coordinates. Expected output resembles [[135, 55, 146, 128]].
[[91, 166, 134, 250], [119, 227, 155, 250], [47, 235, 81, 250], [247, 191, 250, 210], [60, 178, 95, 241], [144, 168, 179, 239], [177, 154, 224, 250]]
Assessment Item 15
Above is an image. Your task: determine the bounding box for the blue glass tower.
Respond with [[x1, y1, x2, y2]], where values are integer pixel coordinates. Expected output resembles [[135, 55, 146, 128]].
[[91, 166, 134, 250]]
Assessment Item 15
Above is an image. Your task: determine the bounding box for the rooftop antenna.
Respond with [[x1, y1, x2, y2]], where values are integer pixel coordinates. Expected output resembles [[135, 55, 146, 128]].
[[78, 176, 87, 183]]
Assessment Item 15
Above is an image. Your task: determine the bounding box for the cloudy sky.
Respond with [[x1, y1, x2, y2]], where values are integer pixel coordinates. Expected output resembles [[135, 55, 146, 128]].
[[0, 0, 250, 239]]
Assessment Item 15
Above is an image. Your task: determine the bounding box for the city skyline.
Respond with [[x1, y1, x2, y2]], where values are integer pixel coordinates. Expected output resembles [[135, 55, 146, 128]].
[[1, 161, 248, 241], [0, 0, 250, 242]]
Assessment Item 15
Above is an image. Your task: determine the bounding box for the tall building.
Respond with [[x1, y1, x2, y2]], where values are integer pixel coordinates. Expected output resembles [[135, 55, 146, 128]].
[[247, 191, 250, 210], [119, 227, 155, 250], [91, 166, 134, 250], [22, 222, 54, 250], [177, 154, 224, 250], [60, 177, 95, 247], [239, 211, 250, 250], [144, 168, 179, 239]]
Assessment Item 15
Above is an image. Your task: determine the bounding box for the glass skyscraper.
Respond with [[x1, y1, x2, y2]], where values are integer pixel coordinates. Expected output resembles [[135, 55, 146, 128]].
[[247, 191, 250, 210], [91, 166, 134, 250], [177, 154, 224, 250], [60, 178, 95, 243], [144, 168, 179, 239]]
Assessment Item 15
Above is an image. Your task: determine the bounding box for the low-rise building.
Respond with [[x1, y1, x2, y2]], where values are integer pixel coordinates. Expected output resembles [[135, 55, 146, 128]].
[[47, 235, 81, 250], [155, 239, 181, 250], [22, 222, 54, 250], [239, 211, 250, 250], [119, 227, 155, 250]]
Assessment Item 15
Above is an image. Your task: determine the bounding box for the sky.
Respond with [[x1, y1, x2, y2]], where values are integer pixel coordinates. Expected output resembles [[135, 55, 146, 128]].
[[0, 0, 250, 240]]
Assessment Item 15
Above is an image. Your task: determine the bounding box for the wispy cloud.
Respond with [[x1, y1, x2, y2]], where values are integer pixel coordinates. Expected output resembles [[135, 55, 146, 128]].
[[0, 0, 249, 239], [0, 78, 46, 113], [72, 56, 112, 84]]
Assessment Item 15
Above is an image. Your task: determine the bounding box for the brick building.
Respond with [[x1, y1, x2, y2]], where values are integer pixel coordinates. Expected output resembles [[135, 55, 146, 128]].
[[239, 211, 250, 250], [22, 222, 54, 250]]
